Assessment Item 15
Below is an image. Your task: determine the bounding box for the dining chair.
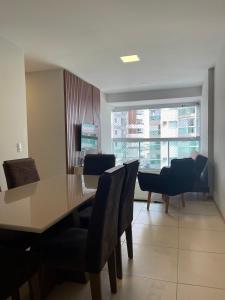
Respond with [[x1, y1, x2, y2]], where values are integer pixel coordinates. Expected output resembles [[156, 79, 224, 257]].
[[116, 160, 139, 279], [32, 165, 125, 300], [0, 247, 40, 300], [76, 160, 139, 279], [78, 153, 115, 227], [1, 158, 40, 249], [83, 154, 115, 175], [3, 158, 40, 189]]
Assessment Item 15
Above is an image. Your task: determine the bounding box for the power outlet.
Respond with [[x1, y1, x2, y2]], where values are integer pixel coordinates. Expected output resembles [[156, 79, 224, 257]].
[[16, 143, 22, 153]]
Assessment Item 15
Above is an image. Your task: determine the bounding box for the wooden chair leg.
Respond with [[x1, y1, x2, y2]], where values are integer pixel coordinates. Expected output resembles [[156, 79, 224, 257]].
[[181, 193, 185, 207], [90, 273, 102, 300], [125, 224, 133, 259], [107, 250, 117, 294], [12, 290, 20, 300], [165, 195, 169, 214], [116, 237, 123, 279], [147, 192, 152, 210], [29, 272, 41, 300]]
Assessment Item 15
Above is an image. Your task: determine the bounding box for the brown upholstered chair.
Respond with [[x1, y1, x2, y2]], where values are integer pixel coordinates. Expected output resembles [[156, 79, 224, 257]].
[[83, 154, 115, 175], [3, 158, 40, 189], [77, 154, 116, 227], [116, 160, 139, 279], [1, 158, 40, 249], [0, 247, 40, 300], [77, 160, 139, 279], [32, 166, 125, 300]]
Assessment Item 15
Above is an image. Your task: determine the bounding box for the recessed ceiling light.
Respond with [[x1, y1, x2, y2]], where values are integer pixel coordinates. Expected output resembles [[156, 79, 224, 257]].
[[120, 55, 140, 63]]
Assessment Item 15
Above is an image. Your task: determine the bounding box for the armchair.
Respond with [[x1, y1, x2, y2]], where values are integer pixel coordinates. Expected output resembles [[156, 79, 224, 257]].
[[138, 158, 196, 213]]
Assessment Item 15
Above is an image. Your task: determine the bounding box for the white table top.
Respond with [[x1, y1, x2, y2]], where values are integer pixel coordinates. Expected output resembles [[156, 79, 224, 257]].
[[0, 174, 99, 233]]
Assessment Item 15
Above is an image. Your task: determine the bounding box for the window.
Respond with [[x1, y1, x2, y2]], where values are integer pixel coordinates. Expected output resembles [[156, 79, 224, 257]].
[[137, 128, 143, 133], [111, 103, 200, 169], [169, 121, 177, 128]]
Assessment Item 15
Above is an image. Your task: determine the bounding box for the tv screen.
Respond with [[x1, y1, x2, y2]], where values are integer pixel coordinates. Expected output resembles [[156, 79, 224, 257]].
[[80, 123, 98, 151]]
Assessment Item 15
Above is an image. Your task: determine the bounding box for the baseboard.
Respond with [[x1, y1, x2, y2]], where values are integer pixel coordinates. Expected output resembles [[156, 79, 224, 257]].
[[213, 198, 225, 224]]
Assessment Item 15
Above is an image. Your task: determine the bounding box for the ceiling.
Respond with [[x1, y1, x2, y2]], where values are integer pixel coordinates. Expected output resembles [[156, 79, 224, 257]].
[[0, 0, 225, 93]]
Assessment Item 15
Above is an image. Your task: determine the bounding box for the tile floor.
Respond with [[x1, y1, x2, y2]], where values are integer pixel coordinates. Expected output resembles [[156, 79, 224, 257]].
[[20, 195, 225, 300]]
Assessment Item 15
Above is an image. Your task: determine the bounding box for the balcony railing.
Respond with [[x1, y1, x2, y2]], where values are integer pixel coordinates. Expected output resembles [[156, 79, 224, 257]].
[[112, 137, 200, 170]]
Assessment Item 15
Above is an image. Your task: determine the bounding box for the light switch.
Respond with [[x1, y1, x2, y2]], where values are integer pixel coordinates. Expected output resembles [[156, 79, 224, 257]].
[[16, 143, 22, 153]]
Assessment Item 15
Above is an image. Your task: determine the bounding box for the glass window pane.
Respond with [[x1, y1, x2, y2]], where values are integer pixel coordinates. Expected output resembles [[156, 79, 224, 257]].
[[112, 105, 200, 139], [111, 104, 200, 170]]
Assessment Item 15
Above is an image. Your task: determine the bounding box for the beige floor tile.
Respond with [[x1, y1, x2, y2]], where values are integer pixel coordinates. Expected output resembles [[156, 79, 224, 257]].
[[112, 276, 177, 300], [177, 284, 225, 300], [46, 275, 176, 300], [180, 200, 219, 216], [133, 224, 178, 248], [178, 250, 225, 289], [122, 244, 178, 282], [46, 272, 107, 300], [179, 228, 225, 253], [135, 210, 178, 227], [133, 201, 146, 209], [179, 214, 225, 231]]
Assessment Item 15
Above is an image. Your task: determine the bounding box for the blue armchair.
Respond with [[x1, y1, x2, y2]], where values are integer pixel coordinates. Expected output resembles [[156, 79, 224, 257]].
[[138, 158, 196, 213]]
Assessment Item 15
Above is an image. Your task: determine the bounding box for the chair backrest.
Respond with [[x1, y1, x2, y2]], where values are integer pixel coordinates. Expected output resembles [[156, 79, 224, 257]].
[[169, 158, 196, 191], [86, 165, 125, 273], [170, 158, 195, 177], [118, 160, 139, 237], [194, 154, 208, 178], [83, 154, 115, 175], [3, 158, 40, 189]]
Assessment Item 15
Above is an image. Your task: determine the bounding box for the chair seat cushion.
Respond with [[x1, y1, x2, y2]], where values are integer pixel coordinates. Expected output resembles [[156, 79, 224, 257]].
[[0, 248, 39, 299], [34, 228, 88, 270]]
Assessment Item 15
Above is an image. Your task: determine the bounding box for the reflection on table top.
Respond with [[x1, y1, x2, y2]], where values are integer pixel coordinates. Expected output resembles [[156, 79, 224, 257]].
[[0, 174, 99, 233]]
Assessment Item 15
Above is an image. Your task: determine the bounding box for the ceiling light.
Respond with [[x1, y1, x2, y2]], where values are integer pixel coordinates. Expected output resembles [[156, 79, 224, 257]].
[[120, 55, 140, 63]]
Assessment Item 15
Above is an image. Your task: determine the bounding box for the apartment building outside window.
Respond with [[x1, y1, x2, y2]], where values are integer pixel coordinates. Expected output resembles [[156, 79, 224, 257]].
[[111, 103, 200, 170]]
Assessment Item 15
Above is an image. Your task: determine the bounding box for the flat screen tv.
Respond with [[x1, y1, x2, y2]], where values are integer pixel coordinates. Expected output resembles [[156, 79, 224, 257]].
[[77, 123, 98, 152]]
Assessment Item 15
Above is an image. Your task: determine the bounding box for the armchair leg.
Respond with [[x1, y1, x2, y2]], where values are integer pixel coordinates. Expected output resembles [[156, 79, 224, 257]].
[[107, 250, 117, 294], [165, 195, 169, 214], [116, 237, 123, 279], [181, 194, 185, 208], [125, 224, 133, 259], [90, 273, 102, 300], [147, 192, 152, 210]]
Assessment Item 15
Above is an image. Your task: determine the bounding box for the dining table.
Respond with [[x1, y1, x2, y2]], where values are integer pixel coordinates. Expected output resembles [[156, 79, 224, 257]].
[[0, 174, 99, 234]]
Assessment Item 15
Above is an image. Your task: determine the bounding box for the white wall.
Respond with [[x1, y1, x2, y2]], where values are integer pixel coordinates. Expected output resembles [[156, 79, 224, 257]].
[[0, 37, 28, 190], [100, 92, 112, 153], [106, 86, 202, 103], [213, 46, 225, 217], [26, 69, 67, 180], [201, 75, 208, 155]]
